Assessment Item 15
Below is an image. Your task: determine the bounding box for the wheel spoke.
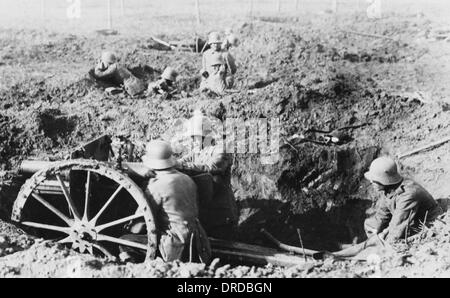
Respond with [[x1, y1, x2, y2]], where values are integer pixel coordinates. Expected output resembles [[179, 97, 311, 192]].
[[56, 174, 81, 220], [83, 171, 91, 221], [22, 221, 71, 234], [31, 192, 72, 226], [58, 236, 73, 244], [90, 185, 123, 225], [97, 234, 148, 251], [92, 243, 115, 260], [96, 213, 144, 232]]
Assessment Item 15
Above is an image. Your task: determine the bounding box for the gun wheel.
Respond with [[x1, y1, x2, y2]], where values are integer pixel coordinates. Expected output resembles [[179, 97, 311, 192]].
[[12, 160, 157, 261]]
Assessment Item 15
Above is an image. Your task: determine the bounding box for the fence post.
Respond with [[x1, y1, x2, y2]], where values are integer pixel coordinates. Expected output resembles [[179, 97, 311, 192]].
[[107, 0, 112, 30], [121, 0, 125, 16], [295, 0, 299, 11], [277, 0, 281, 13], [331, 0, 337, 14], [249, 0, 254, 18], [195, 0, 201, 26], [41, 0, 45, 19]]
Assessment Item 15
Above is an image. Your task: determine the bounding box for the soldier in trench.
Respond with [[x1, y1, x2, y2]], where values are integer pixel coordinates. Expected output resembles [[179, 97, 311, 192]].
[[119, 140, 211, 263], [331, 156, 443, 258], [176, 110, 239, 241], [92, 51, 146, 96], [199, 32, 237, 95], [146, 67, 178, 98]]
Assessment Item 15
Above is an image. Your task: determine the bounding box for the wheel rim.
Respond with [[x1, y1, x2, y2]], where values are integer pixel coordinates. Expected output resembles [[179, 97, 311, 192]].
[[12, 160, 157, 261]]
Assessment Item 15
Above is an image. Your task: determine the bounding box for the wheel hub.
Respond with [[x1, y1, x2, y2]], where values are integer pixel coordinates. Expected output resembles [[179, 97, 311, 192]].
[[70, 221, 97, 254]]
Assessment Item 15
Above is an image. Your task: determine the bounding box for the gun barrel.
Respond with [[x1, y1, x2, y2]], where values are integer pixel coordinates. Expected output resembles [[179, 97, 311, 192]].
[[19, 160, 152, 180], [20, 160, 54, 175]]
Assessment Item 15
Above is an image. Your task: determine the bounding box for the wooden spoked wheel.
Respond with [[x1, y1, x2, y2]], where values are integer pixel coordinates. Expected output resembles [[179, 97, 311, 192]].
[[11, 160, 157, 261]]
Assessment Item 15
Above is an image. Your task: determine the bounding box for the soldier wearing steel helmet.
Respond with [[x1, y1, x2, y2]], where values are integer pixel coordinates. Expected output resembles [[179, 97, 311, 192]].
[[119, 140, 211, 263], [93, 51, 146, 96], [363, 156, 442, 242], [221, 28, 239, 51], [94, 51, 133, 86], [176, 110, 239, 240], [200, 32, 237, 95], [147, 67, 179, 98]]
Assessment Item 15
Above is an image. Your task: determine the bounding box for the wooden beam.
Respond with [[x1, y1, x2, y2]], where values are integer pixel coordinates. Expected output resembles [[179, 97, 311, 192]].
[[398, 136, 450, 159], [209, 237, 309, 267]]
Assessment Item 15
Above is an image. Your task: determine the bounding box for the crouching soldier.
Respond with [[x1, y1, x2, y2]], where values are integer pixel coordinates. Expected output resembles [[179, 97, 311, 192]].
[[363, 156, 442, 241], [199, 32, 237, 95], [93, 51, 132, 86], [93, 51, 146, 96], [120, 140, 211, 263], [176, 111, 239, 240], [331, 156, 443, 259], [147, 67, 178, 98]]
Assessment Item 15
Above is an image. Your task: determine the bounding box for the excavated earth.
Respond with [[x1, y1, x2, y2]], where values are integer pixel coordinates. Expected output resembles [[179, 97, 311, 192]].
[[0, 11, 450, 277]]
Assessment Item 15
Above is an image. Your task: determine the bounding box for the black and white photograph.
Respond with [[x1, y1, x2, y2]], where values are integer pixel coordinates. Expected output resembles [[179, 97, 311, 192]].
[[0, 0, 449, 282]]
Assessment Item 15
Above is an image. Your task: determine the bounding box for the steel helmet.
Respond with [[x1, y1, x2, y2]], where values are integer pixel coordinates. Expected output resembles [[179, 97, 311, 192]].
[[161, 67, 178, 82], [185, 110, 212, 137], [208, 31, 222, 44], [364, 156, 403, 186], [224, 27, 233, 36], [101, 51, 117, 65], [209, 53, 225, 66], [226, 34, 239, 47], [142, 140, 176, 170]]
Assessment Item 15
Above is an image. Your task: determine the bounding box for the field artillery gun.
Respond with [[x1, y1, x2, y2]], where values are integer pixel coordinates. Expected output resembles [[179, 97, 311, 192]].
[[12, 135, 311, 266]]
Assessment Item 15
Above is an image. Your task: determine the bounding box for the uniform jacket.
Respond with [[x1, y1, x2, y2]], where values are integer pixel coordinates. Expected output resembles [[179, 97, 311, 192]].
[[94, 62, 133, 85], [178, 145, 239, 232], [201, 49, 237, 76], [146, 168, 210, 262], [370, 178, 442, 242]]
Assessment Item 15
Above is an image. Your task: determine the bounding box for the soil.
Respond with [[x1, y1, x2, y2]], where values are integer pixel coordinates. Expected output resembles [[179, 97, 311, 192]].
[[0, 5, 450, 277]]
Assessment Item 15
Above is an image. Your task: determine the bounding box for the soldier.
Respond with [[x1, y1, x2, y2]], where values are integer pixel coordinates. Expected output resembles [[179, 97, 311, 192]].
[[200, 32, 237, 95], [93, 51, 146, 96], [120, 140, 211, 263], [176, 111, 239, 240], [147, 67, 178, 97], [94, 51, 132, 86], [221, 28, 239, 51], [329, 156, 443, 259], [363, 156, 442, 242]]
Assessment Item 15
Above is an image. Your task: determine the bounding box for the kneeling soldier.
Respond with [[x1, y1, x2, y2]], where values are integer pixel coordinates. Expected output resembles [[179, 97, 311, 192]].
[[199, 32, 237, 95], [363, 156, 442, 242], [93, 51, 145, 96], [147, 67, 178, 98], [120, 140, 211, 263]]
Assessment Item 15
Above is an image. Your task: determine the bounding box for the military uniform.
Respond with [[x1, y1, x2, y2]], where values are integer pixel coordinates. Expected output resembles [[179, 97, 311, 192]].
[[200, 49, 237, 95], [147, 168, 211, 262], [94, 62, 133, 86], [120, 168, 211, 263], [178, 145, 239, 240], [365, 178, 442, 242]]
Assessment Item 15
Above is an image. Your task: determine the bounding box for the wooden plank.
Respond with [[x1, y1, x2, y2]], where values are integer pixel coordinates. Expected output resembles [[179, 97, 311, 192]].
[[212, 248, 307, 267], [209, 238, 282, 255], [398, 136, 450, 159], [209, 237, 310, 267]]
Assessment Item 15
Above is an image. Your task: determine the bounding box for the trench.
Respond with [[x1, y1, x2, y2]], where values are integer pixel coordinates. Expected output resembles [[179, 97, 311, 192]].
[[233, 144, 380, 252]]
